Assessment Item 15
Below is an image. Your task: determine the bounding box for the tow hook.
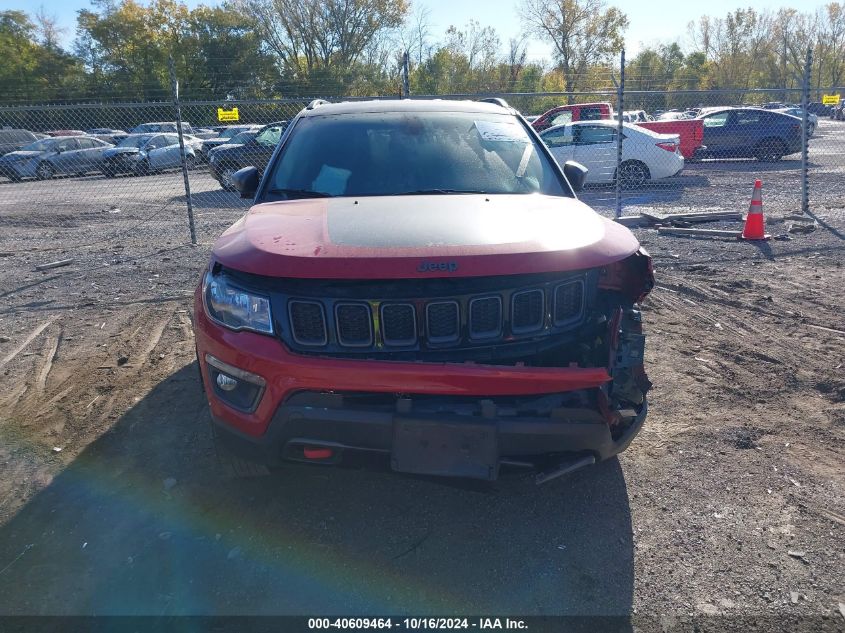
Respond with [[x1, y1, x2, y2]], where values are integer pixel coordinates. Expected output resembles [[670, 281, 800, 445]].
[[535, 454, 596, 485]]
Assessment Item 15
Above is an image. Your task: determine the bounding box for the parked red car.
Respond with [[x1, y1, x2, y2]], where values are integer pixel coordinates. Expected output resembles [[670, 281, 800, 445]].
[[531, 102, 614, 131], [194, 99, 654, 483], [531, 102, 704, 159]]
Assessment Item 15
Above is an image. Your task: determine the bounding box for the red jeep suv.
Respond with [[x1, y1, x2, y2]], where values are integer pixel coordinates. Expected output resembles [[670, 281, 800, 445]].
[[193, 98, 653, 483]]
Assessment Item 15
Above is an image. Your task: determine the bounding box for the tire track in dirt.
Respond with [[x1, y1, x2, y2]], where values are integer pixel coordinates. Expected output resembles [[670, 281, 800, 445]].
[[35, 327, 61, 394], [0, 301, 198, 520]]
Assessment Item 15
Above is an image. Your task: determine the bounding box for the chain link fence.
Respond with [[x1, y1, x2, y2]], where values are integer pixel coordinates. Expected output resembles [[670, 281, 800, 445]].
[[1, 84, 844, 310]]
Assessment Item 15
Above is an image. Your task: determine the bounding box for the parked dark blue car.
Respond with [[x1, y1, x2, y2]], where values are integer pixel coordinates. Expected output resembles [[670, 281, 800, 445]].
[[693, 108, 802, 162]]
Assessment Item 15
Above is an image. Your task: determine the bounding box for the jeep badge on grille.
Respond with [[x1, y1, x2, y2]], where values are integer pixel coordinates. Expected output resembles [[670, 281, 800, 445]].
[[417, 261, 458, 273]]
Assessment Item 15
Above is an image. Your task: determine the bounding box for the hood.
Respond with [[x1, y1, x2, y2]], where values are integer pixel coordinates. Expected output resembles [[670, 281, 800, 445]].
[[212, 194, 640, 279], [1, 150, 43, 162], [209, 143, 242, 155], [104, 147, 141, 157]]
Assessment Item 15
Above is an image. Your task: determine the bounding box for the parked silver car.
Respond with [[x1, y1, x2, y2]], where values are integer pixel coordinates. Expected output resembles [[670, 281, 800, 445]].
[[101, 133, 196, 177], [0, 136, 114, 181]]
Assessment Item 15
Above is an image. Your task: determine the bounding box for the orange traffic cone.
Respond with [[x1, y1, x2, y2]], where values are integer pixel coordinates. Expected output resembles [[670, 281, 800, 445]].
[[742, 179, 769, 240]]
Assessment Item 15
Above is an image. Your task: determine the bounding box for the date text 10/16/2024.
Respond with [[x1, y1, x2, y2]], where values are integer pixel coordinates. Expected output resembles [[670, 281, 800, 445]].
[[308, 618, 528, 630]]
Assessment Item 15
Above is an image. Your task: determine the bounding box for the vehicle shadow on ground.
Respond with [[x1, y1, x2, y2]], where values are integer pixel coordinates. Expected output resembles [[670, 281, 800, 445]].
[[0, 363, 634, 620], [580, 175, 711, 209], [685, 158, 809, 173]]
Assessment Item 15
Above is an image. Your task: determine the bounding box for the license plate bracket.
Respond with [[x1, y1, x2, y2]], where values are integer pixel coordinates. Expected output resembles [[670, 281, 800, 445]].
[[391, 417, 499, 481]]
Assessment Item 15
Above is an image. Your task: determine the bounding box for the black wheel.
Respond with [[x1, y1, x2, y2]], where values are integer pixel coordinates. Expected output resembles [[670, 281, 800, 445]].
[[185, 154, 197, 171], [808, 122, 816, 137], [617, 161, 650, 189], [754, 138, 786, 162], [8, 173, 21, 183], [133, 160, 150, 176], [102, 168, 116, 178], [35, 161, 55, 180]]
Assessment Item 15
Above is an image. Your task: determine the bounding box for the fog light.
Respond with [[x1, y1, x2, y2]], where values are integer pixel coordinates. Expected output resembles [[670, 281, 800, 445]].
[[216, 373, 238, 391], [205, 354, 266, 412]]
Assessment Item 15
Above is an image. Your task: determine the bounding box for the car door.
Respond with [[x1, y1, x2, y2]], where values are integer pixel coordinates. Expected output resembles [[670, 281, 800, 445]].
[[540, 125, 576, 166], [700, 111, 733, 157], [573, 124, 617, 183], [144, 135, 169, 169], [70, 137, 99, 172], [160, 135, 182, 167], [732, 110, 766, 156], [52, 138, 81, 172]]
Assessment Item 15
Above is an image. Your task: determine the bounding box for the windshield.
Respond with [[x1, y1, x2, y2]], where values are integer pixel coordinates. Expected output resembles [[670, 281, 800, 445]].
[[265, 111, 567, 198], [117, 135, 152, 148], [22, 139, 56, 151], [219, 127, 246, 139], [229, 131, 256, 144]]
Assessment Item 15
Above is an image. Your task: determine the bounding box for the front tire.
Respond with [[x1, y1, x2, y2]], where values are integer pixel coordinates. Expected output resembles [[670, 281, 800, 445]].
[[35, 162, 55, 180], [133, 160, 150, 177]]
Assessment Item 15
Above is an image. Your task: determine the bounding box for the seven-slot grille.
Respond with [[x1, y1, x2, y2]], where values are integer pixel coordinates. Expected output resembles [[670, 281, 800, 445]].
[[287, 278, 585, 349]]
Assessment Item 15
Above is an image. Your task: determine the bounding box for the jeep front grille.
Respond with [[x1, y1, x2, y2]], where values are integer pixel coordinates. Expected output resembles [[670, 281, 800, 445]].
[[282, 272, 591, 355]]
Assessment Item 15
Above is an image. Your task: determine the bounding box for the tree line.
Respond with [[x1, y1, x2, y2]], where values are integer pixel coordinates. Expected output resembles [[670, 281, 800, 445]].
[[1, 0, 844, 106]]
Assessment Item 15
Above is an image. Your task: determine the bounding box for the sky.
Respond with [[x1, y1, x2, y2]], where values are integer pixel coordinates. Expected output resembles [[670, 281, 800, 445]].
[[6, 0, 833, 63]]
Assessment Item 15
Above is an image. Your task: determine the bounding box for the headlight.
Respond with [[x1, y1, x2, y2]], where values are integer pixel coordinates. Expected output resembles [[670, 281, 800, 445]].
[[203, 270, 273, 334]]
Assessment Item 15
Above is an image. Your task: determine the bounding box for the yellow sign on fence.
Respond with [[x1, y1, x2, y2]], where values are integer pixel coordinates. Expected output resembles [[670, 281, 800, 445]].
[[822, 94, 840, 105], [217, 107, 240, 122]]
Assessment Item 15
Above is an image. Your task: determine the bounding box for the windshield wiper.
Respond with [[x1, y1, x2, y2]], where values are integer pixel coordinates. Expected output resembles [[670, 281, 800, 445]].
[[267, 188, 335, 199], [393, 188, 488, 195]]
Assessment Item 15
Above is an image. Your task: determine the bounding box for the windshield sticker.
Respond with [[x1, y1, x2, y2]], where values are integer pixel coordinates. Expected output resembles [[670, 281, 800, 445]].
[[312, 165, 351, 196], [474, 120, 526, 143]]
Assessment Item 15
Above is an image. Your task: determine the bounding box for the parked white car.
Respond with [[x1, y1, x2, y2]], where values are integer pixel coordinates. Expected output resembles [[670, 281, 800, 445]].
[[540, 120, 684, 188]]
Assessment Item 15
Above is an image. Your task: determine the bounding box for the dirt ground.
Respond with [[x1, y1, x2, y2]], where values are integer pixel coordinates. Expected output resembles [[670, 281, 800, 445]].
[[0, 144, 843, 627]]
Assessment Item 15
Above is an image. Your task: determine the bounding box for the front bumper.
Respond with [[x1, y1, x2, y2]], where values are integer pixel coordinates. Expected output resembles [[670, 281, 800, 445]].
[[194, 286, 647, 478], [210, 392, 647, 477], [0, 161, 34, 179]]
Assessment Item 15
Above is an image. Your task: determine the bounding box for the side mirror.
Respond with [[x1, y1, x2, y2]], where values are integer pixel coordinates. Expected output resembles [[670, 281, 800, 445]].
[[232, 166, 260, 199], [563, 160, 588, 192]]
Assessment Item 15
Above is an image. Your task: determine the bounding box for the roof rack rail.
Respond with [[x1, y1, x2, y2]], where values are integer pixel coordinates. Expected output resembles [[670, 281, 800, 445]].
[[306, 99, 330, 110], [479, 97, 510, 109]]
